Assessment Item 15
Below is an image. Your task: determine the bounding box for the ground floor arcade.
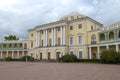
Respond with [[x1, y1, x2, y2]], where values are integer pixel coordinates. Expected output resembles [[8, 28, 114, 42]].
[[88, 43, 120, 59], [0, 50, 28, 59]]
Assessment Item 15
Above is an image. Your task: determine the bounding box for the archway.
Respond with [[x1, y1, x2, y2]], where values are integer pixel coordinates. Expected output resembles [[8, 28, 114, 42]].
[[56, 49, 61, 60], [100, 34, 105, 41], [47, 50, 51, 60], [109, 32, 114, 40]]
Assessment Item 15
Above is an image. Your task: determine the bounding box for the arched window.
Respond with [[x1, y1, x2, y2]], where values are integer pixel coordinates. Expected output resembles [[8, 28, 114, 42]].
[[119, 31, 120, 38], [24, 43, 27, 49], [91, 35, 96, 44], [91, 35, 96, 42], [109, 32, 114, 40], [100, 34, 105, 41]]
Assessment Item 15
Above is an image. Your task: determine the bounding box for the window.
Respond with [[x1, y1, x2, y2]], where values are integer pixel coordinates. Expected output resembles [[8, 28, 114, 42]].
[[70, 26, 73, 30], [3, 44, 6, 48], [31, 33, 33, 37], [70, 51, 74, 54], [65, 17, 68, 20], [77, 16, 79, 19], [19, 43, 22, 47], [58, 38, 61, 46], [71, 16, 74, 20], [119, 31, 120, 38], [78, 36, 82, 44], [24, 43, 27, 49], [41, 30, 43, 34], [49, 29, 51, 33], [91, 35, 96, 42], [70, 36, 73, 45], [58, 27, 60, 31], [31, 41, 33, 48], [49, 39, 51, 46], [91, 25, 93, 30], [42, 40, 43, 47], [78, 51, 82, 59], [78, 24, 82, 29], [9, 44, 11, 47], [14, 44, 17, 48]]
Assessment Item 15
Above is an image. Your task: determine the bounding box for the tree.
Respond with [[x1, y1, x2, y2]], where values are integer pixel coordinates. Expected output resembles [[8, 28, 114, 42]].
[[4, 35, 19, 41], [100, 49, 120, 64]]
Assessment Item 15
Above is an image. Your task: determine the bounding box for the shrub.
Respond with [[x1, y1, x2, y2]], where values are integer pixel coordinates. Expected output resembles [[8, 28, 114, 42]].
[[5, 57, 12, 61], [61, 54, 77, 62], [21, 56, 34, 62], [100, 49, 120, 64], [115, 52, 120, 64]]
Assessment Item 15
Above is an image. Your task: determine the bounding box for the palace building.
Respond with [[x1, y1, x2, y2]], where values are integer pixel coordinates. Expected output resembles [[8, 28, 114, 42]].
[[0, 12, 120, 60]]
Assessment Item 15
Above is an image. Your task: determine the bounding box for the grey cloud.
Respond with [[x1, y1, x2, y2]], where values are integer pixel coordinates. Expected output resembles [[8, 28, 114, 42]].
[[0, 0, 120, 40]]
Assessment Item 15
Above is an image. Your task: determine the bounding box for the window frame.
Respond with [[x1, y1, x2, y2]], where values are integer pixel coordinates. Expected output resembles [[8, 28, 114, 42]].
[[70, 26, 73, 30], [78, 24, 82, 29], [78, 35, 82, 44], [69, 36, 74, 45]]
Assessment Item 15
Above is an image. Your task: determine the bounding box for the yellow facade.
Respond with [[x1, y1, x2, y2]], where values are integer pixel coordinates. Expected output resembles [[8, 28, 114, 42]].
[[27, 12, 103, 60], [1, 12, 120, 60]]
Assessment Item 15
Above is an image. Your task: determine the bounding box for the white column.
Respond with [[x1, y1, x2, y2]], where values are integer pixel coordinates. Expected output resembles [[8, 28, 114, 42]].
[[63, 26, 66, 45], [1, 51, 3, 59], [17, 51, 19, 59], [6, 51, 8, 57], [54, 27, 56, 46], [52, 28, 54, 46], [12, 51, 14, 58], [46, 29, 48, 46], [60, 26, 63, 45], [43, 30, 46, 47], [89, 47, 92, 59], [106, 45, 109, 49], [36, 31, 40, 47], [39, 31, 40, 47], [116, 44, 119, 52], [36, 31, 38, 47], [22, 51, 24, 56], [97, 46, 100, 59]]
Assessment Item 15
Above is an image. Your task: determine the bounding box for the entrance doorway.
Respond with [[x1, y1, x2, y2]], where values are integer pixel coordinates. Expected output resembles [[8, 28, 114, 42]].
[[78, 51, 82, 59], [40, 52, 42, 60], [48, 52, 51, 60], [56, 52, 60, 60]]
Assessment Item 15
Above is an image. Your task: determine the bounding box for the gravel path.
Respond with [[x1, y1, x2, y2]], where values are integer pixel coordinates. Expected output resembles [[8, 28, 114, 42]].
[[0, 62, 120, 80]]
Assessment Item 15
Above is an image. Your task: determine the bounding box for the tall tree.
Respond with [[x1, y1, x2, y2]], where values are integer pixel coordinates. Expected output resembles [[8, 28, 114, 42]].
[[4, 35, 19, 41]]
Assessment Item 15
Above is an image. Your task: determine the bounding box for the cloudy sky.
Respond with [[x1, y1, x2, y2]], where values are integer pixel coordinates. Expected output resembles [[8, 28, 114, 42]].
[[0, 0, 120, 40]]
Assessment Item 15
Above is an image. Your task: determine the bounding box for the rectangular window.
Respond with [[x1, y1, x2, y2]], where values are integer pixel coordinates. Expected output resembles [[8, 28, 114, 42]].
[[31, 33, 33, 37], [70, 36, 73, 45], [70, 51, 74, 54], [42, 40, 43, 47], [41, 30, 43, 34], [79, 36, 82, 44], [70, 26, 73, 30], [58, 38, 61, 46], [31, 41, 33, 48], [58, 27, 60, 31], [49, 29, 51, 33], [49, 39, 51, 46], [78, 24, 82, 29], [79, 51, 82, 59]]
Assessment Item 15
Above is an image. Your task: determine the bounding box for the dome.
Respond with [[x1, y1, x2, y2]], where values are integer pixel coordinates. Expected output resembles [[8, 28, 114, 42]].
[[60, 12, 86, 21]]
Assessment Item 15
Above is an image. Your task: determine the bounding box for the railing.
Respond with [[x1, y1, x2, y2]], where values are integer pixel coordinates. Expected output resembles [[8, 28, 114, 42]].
[[99, 39, 120, 44]]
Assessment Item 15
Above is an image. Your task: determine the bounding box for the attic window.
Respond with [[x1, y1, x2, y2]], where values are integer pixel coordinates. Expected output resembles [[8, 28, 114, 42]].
[[71, 16, 74, 20], [65, 17, 68, 20], [91, 25, 94, 30]]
